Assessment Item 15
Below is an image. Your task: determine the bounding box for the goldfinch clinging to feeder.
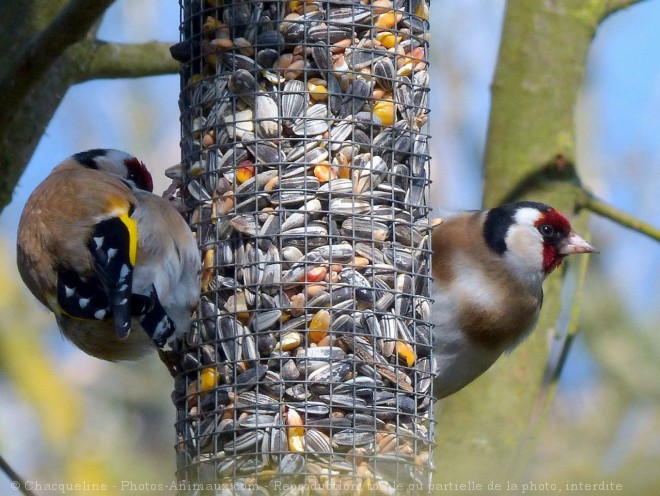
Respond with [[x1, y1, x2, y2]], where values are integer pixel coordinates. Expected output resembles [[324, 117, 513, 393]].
[[16, 149, 200, 361], [432, 201, 597, 398]]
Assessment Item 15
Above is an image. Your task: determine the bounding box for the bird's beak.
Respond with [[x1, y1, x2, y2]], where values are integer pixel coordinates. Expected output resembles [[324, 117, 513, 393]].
[[558, 231, 599, 255], [429, 218, 444, 229], [165, 163, 183, 180]]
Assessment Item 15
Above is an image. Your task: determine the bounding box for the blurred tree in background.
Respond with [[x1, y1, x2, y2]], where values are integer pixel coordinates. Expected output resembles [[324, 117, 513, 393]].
[[434, 2, 660, 494], [0, 0, 177, 214], [1, 1, 659, 495], [0, 1, 180, 493]]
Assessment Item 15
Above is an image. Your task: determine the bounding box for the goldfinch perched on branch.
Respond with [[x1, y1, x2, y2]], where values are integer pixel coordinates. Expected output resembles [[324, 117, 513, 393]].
[[432, 201, 597, 399], [17, 149, 200, 361]]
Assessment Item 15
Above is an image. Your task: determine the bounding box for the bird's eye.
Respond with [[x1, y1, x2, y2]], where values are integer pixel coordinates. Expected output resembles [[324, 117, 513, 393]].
[[539, 224, 555, 237]]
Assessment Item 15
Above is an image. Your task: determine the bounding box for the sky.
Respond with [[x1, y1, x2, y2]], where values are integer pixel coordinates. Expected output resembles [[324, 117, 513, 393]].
[[579, 1, 660, 323], [1, 0, 659, 426]]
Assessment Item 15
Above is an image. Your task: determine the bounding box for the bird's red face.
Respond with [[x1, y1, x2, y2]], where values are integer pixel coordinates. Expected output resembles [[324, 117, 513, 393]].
[[72, 149, 155, 193], [124, 157, 154, 193], [534, 207, 597, 274], [484, 202, 597, 281], [534, 208, 571, 274]]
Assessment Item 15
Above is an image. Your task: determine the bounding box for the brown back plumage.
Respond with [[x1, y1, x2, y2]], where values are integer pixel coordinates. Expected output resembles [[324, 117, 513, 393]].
[[432, 211, 542, 350], [17, 160, 137, 309]]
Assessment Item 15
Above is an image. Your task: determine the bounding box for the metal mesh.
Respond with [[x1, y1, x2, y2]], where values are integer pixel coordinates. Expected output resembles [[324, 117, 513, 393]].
[[173, 1, 433, 493]]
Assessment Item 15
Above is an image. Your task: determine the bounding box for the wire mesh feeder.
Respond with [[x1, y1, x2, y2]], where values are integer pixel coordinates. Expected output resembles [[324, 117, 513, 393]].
[[172, 1, 433, 494]]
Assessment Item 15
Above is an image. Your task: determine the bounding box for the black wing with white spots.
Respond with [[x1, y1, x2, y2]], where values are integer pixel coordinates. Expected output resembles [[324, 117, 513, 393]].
[[57, 270, 111, 321], [57, 269, 175, 348], [132, 287, 175, 347], [87, 217, 134, 339]]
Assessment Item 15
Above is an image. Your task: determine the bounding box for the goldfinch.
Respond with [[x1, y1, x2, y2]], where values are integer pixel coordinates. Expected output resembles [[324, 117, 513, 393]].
[[17, 149, 200, 361], [432, 201, 597, 398]]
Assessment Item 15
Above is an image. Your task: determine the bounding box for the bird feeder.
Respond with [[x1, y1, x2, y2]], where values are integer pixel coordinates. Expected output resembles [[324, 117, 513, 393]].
[[172, 0, 433, 493]]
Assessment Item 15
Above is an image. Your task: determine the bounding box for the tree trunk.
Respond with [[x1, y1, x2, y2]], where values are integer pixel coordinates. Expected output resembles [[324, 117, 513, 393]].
[[0, 0, 177, 214], [435, 0, 643, 483]]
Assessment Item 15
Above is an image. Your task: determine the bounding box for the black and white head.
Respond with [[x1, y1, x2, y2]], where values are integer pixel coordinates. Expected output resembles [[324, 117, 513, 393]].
[[72, 149, 154, 192], [483, 201, 597, 285]]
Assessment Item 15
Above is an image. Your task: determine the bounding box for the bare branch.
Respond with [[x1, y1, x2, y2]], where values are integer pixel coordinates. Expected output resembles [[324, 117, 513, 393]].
[[0, 0, 115, 133], [0, 40, 179, 215], [0, 54, 77, 214], [0, 454, 36, 496], [75, 41, 180, 83], [514, 247, 592, 472], [578, 190, 660, 242], [597, 0, 650, 23]]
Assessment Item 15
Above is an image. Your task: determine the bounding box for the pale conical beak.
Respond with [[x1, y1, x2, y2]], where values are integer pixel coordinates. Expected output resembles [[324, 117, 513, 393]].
[[164, 163, 183, 180], [429, 218, 444, 229], [558, 231, 599, 255]]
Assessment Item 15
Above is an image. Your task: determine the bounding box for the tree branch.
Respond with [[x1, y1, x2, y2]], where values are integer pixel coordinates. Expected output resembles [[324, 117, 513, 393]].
[[0, 454, 36, 496], [596, 0, 650, 23], [514, 245, 592, 475], [438, 0, 605, 483], [0, 0, 115, 133], [0, 0, 180, 214], [0, 40, 179, 215], [577, 190, 660, 242], [75, 41, 180, 83], [0, 0, 69, 80]]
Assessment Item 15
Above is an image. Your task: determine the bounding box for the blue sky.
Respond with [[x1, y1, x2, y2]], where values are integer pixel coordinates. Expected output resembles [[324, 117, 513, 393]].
[[582, 1, 660, 323]]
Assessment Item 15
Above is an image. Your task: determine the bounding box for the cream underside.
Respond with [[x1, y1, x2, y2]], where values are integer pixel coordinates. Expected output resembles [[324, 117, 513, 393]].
[[431, 257, 507, 399], [431, 255, 537, 399]]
